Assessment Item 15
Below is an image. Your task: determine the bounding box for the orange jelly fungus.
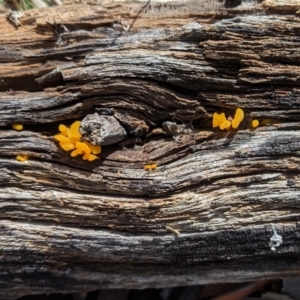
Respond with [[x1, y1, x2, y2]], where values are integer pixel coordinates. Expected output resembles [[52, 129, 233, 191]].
[[16, 155, 29, 162], [220, 120, 231, 130], [71, 142, 99, 161], [144, 163, 157, 171], [231, 108, 244, 129], [12, 123, 23, 131], [212, 113, 226, 128], [70, 121, 81, 139], [252, 120, 259, 128], [54, 121, 101, 161]]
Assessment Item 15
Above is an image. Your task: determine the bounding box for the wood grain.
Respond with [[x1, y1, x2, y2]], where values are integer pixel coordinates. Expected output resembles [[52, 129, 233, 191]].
[[0, 0, 300, 298]]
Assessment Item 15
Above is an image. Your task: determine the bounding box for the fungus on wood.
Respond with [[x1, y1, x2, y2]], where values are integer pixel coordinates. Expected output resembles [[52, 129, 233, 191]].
[[1, 0, 300, 298]]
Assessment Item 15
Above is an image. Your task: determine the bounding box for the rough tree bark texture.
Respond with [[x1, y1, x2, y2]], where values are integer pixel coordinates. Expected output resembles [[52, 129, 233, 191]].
[[1, 0, 300, 298]]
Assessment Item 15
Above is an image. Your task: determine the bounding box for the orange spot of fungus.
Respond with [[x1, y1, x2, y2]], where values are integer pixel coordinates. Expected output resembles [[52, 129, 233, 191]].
[[84, 141, 101, 155], [220, 120, 231, 130], [144, 163, 157, 171], [16, 155, 29, 162], [87, 154, 99, 161], [12, 123, 23, 131], [59, 142, 75, 151], [59, 124, 68, 135], [231, 108, 244, 129], [70, 121, 82, 139], [252, 120, 259, 128], [212, 113, 226, 128], [54, 135, 70, 143]]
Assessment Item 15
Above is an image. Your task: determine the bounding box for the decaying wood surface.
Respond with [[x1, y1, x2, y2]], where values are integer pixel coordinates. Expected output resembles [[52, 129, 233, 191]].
[[1, 0, 300, 298]]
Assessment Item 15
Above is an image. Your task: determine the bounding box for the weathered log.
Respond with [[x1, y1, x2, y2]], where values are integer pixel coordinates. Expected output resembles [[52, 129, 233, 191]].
[[1, 0, 300, 298]]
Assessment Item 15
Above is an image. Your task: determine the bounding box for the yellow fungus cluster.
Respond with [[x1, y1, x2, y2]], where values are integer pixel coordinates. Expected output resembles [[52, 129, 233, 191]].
[[54, 121, 101, 161], [212, 108, 263, 130], [144, 163, 157, 171], [213, 108, 244, 131], [16, 155, 29, 162]]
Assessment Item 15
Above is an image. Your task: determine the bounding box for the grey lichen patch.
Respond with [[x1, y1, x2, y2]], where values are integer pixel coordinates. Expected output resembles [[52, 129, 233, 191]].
[[80, 113, 127, 146], [269, 224, 283, 251]]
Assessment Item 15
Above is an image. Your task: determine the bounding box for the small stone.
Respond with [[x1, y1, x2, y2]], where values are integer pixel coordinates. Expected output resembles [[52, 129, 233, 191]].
[[162, 121, 194, 136], [80, 113, 127, 146]]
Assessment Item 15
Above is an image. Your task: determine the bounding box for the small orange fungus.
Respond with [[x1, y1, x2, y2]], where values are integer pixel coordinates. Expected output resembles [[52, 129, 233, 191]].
[[252, 120, 259, 128], [231, 108, 244, 129], [84, 141, 101, 155], [12, 123, 23, 131], [87, 154, 99, 161], [70, 121, 82, 139], [220, 120, 231, 130], [54, 121, 101, 161], [58, 124, 68, 134], [54, 135, 70, 143], [212, 113, 226, 128], [16, 155, 29, 162], [59, 142, 75, 151], [71, 142, 91, 159], [144, 163, 157, 171]]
